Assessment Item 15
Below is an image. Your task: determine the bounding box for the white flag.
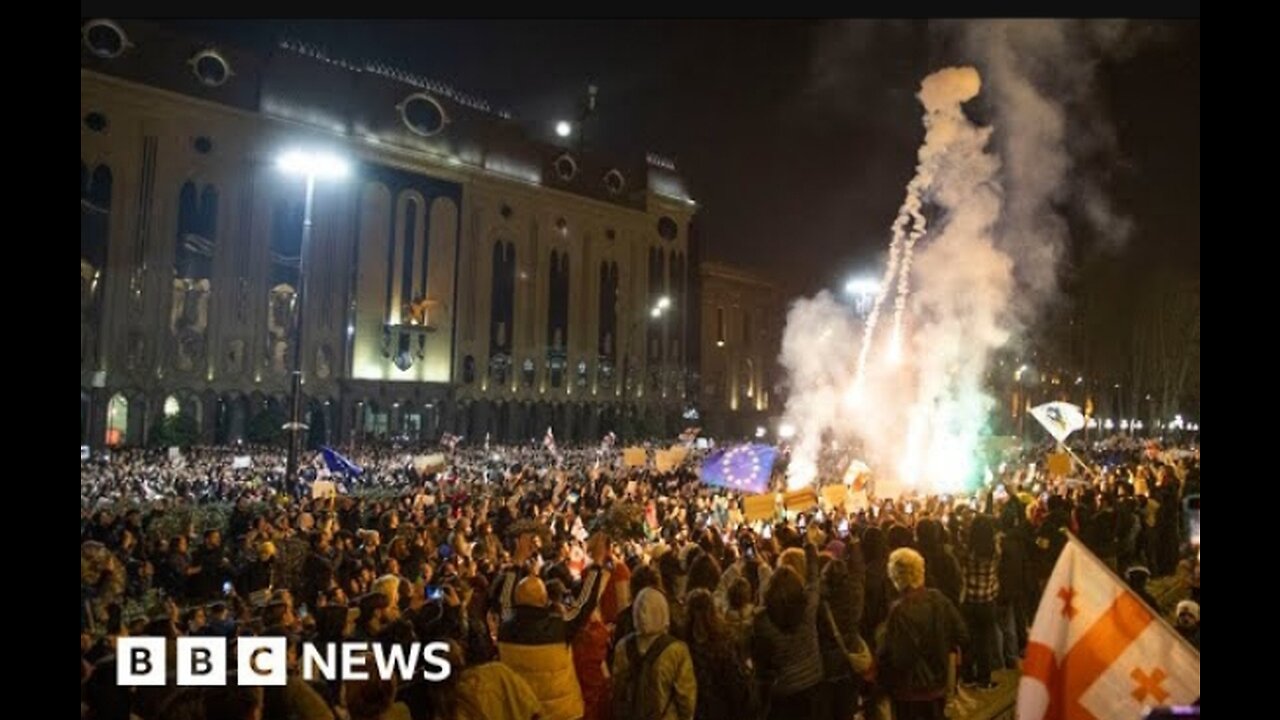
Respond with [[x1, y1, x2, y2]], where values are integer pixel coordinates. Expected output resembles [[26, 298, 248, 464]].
[[1018, 536, 1199, 720], [1030, 402, 1087, 442]]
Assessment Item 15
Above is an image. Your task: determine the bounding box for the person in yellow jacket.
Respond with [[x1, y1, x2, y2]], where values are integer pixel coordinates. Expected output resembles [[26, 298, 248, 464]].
[[498, 568, 602, 720]]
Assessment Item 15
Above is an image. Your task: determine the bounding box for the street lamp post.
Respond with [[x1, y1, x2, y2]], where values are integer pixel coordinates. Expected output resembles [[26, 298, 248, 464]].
[[277, 149, 349, 496], [621, 296, 671, 397]]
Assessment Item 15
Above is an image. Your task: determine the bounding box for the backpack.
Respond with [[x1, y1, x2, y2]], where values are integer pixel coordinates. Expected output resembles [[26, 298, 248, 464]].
[[614, 633, 677, 720], [722, 646, 763, 719]]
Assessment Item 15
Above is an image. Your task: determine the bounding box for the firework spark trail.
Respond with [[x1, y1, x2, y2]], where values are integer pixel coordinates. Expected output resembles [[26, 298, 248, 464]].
[[888, 187, 928, 363], [786, 20, 1123, 494], [850, 211, 906, 396]]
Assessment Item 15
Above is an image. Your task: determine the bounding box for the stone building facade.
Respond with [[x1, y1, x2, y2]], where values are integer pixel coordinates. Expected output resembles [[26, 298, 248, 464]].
[[80, 19, 695, 447]]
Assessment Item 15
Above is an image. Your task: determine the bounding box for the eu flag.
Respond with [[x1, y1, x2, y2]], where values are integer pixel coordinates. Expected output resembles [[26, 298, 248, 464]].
[[320, 446, 364, 477], [700, 444, 777, 494]]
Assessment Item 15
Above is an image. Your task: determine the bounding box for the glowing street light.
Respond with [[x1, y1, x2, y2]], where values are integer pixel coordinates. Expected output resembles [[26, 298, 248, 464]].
[[276, 148, 350, 495], [778, 423, 796, 440], [276, 150, 350, 180], [844, 277, 880, 297], [844, 276, 880, 317], [623, 296, 676, 398], [555, 120, 572, 138]]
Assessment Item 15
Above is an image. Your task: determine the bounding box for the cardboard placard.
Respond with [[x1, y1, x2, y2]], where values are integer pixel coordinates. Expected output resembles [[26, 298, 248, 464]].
[[655, 446, 688, 473], [821, 484, 848, 509], [742, 494, 777, 522], [623, 447, 648, 468], [414, 453, 448, 476], [1047, 452, 1072, 477], [311, 480, 337, 499], [784, 488, 819, 513]]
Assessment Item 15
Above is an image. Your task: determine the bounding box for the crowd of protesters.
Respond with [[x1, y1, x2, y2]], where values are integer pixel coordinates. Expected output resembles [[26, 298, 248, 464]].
[[81, 436, 1199, 720]]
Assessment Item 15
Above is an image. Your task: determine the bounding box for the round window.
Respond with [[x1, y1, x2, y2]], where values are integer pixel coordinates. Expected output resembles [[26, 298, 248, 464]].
[[84, 112, 109, 133], [657, 216, 679, 241], [554, 154, 578, 181], [83, 19, 128, 59], [604, 169, 625, 195], [190, 50, 232, 87], [400, 94, 448, 137]]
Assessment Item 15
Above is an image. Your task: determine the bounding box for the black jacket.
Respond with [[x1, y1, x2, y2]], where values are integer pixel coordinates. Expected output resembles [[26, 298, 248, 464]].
[[997, 529, 1033, 605], [818, 556, 862, 681], [876, 587, 969, 701]]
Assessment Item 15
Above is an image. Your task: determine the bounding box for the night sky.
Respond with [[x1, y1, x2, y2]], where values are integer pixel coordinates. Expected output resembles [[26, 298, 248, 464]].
[[165, 20, 1199, 302]]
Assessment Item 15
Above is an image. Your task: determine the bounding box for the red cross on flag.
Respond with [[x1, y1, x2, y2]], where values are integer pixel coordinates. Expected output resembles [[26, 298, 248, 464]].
[[1019, 535, 1200, 719]]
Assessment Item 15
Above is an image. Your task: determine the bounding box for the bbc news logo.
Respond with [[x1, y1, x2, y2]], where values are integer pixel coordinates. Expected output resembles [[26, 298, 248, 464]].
[[116, 639, 453, 686]]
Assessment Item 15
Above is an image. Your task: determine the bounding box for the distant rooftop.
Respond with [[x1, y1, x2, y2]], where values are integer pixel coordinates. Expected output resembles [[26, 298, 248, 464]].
[[277, 38, 513, 120]]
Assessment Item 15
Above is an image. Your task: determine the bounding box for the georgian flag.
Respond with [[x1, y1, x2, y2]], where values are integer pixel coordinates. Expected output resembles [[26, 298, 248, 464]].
[[1018, 536, 1199, 720]]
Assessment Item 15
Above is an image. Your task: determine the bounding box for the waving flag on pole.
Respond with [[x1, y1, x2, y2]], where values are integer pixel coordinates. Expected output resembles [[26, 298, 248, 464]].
[[320, 446, 364, 477], [700, 444, 777, 494], [543, 427, 562, 463], [1018, 535, 1199, 719], [1030, 402, 1087, 443]]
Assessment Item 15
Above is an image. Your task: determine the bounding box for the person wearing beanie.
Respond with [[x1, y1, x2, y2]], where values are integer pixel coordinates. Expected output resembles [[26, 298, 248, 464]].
[[240, 540, 277, 595], [612, 587, 696, 720], [498, 567, 603, 720], [205, 601, 237, 637], [1125, 566, 1160, 611], [877, 547, 969, 720], [354, 592, 394, 641], [1175, 600, 1200, 650]]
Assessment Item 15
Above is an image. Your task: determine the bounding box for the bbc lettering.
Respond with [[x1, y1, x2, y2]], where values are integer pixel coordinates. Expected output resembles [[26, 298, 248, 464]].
[[117, 639, 451, 686]]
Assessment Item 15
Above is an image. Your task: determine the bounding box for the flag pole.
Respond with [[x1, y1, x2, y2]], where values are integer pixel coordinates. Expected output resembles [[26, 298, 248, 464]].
[[1060, 530, 1200, 657], [1059, 442, 1100, 480]]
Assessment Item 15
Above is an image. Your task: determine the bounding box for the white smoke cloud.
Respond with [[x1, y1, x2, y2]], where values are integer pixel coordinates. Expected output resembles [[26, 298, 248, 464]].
[[780, 22, 1135, 493], [779, 291, 861, 488], [959, 20, 1134, 314], [784, 65, 1010, 493]]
